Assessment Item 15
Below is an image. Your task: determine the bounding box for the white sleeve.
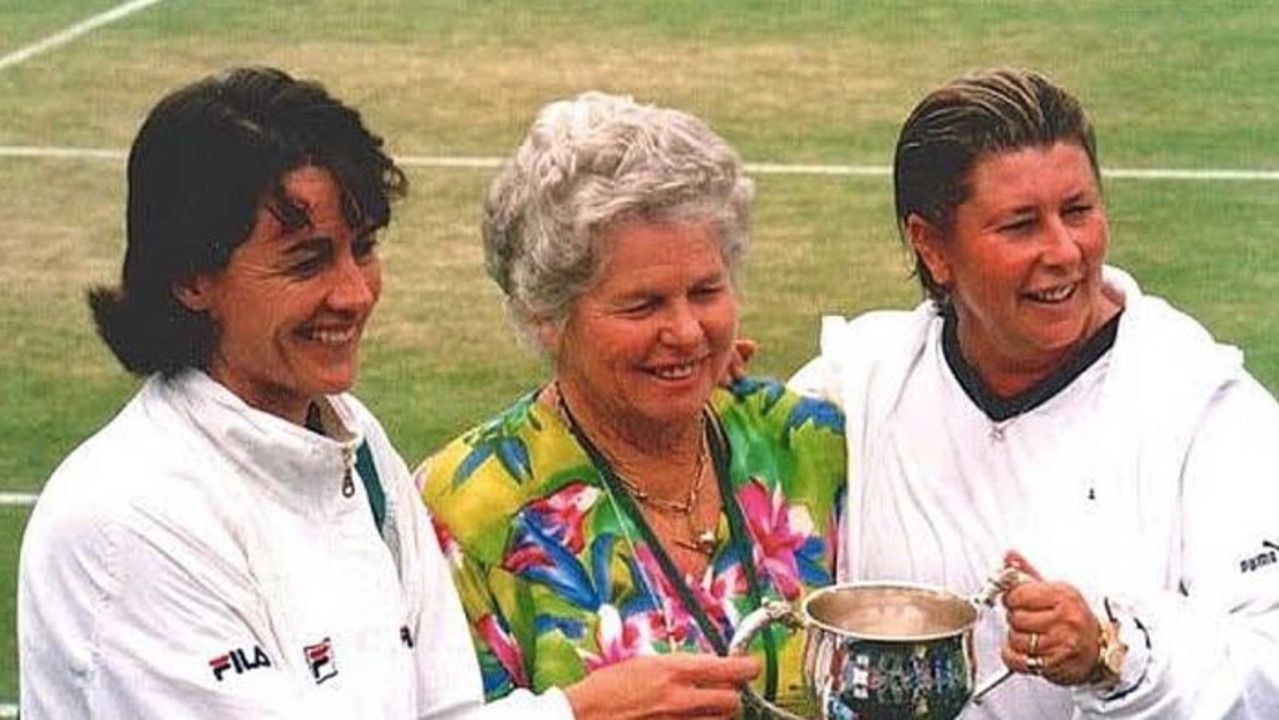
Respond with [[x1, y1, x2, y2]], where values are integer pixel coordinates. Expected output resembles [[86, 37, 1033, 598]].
[[1073, 374, 1279, 718], [787, 315, 857, 406], [788, 353, 841, 403], [19, 498, 307, 719]]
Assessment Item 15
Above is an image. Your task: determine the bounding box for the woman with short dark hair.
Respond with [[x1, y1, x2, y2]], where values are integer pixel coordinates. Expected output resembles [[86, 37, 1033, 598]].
[[794, 67, 1279, 718], [18, 67, 573, 720]]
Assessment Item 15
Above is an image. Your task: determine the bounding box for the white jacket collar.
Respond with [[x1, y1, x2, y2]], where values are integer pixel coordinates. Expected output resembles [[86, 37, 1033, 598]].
[[147, 370, 366, 504]]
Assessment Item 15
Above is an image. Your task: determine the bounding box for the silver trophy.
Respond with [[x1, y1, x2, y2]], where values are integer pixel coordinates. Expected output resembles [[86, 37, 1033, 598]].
[[730, 567, 1023, 720]]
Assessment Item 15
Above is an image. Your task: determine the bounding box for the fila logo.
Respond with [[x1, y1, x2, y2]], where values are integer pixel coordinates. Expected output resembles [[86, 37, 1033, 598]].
[[209, 646, 272, 681], [1239, 540, 1279, 574], [304, 637, 339, 684]]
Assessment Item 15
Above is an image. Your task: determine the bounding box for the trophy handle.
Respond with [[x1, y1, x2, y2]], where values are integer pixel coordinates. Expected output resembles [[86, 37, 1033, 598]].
[[728, 600, 808, 720], [967, 563, 1030, 705]]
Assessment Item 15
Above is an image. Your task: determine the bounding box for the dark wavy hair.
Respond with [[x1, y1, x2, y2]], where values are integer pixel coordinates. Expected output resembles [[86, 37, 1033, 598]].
[[88, 66, 408, 375], [893, 68, 1099, 304]]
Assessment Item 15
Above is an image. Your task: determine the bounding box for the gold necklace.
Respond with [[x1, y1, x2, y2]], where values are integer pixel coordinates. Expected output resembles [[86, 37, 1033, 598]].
[[613, 431, 717, 556], [552, 383, 718, 556]]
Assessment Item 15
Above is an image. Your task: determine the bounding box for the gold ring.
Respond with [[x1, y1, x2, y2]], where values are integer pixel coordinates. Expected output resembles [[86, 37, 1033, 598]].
[[1026, 655, 1044, 676], [1028, 632, 1040, 657]]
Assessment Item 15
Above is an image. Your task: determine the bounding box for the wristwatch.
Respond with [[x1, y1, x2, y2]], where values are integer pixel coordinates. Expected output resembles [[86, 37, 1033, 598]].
[[1086, 614, 1128, 689]]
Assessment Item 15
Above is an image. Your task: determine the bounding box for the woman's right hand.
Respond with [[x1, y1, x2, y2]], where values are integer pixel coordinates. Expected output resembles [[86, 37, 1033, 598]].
[[1000, 551, 1106, 687], [564, 653, 761, 720]]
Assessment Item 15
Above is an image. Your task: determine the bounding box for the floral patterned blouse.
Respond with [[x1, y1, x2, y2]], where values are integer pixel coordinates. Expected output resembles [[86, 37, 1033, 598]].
[[417, 378, 846, 711]]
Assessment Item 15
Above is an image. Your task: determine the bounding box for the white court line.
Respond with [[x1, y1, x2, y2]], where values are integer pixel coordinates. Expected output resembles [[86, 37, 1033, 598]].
[[399, 155, 501, 169], [1, 145, 1276, 181], [1103, 167, 1279, 181], [1, 492, 38, 507], [0, 702, 15, 718], [0, 0, 169, 73], [0, 145, 126, 161]]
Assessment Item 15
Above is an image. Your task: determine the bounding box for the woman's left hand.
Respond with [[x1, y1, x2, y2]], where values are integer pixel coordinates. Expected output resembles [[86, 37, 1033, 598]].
[[720, 338, 758, 385], [999, 551, 1103, 686]]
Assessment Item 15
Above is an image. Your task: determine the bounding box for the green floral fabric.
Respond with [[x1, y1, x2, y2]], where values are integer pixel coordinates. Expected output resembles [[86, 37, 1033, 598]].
[[418, 378, 846, 710]]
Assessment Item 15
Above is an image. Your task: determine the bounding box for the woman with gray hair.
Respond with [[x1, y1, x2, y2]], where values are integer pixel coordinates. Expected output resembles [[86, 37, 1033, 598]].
[[417, 91, 846, 718]]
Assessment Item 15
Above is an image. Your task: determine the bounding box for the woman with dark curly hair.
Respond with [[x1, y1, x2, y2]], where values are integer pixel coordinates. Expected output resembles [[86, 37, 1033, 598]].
[[18, 67, 572, 720]]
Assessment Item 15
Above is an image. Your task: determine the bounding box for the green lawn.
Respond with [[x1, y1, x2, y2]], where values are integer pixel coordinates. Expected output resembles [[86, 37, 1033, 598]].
[[2, 0, 1276, 703]]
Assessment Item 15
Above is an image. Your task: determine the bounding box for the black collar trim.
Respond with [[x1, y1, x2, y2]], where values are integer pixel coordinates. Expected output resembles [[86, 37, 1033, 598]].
[[941, 307, 1123, 422]]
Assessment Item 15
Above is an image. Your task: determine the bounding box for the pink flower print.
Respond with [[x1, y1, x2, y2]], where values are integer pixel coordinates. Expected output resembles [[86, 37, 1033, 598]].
[[705, 562, 747, 628], [630, 545, 731, 650], [430, 515, 465, 568], [477, 613, 530, 687], [500, 490, 607, 609], [691, 563, 746, 645], [577, 604, 657, 671], [501, 534, 555, 576], [685, 577, 734, 647], [524, 481, 601, 554], [630, 545, 696, 644], [737, 477, 817, 600], [624, 549, 685, 644]]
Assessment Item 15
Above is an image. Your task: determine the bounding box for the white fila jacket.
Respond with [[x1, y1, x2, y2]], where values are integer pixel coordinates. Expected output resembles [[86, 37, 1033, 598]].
[[19, 370, 574, 720]]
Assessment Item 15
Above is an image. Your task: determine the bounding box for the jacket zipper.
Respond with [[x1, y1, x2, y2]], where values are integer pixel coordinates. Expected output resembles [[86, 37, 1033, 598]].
[[340, 442, 355, 498]]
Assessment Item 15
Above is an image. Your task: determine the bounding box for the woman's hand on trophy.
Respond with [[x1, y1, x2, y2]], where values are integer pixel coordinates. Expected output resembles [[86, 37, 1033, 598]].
[[999, 551, 1105, 686], [564, 653, 762, 720]]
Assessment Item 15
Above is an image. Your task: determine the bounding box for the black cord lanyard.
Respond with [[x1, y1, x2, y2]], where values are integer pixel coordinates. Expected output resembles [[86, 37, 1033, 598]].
[[557, 400, 780, 700], [704, 412, 780, 700]]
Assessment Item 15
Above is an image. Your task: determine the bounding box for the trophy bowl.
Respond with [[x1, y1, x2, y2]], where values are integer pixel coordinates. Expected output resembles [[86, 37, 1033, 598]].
[[730, 577, 1017, 720]]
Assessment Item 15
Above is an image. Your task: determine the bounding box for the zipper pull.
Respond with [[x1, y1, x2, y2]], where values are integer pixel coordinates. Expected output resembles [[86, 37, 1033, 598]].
[[341, 443, 355, 498]]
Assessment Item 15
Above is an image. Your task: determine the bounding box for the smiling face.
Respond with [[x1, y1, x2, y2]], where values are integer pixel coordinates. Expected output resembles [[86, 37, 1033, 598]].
[[175, 166, 381, 424], [546, 219, 738, 440], [910, 142, 1119, 394]]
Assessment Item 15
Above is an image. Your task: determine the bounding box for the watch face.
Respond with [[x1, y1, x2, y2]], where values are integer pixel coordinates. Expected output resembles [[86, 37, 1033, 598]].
[[1103, 646, 1123, 671], [1099, 621, 1127, 677]]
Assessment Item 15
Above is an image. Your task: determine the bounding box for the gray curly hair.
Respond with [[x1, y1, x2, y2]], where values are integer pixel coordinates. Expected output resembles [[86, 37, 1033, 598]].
[[482, 91, 754, 348]]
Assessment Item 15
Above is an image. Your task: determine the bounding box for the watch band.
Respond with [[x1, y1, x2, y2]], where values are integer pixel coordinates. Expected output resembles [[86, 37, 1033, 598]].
[[1086, 598, 1128, 689]]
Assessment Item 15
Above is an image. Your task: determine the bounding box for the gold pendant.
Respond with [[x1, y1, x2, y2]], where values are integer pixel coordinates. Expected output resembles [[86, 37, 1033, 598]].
[[695, 530, 717, 554], [675, 530, 718, 556]]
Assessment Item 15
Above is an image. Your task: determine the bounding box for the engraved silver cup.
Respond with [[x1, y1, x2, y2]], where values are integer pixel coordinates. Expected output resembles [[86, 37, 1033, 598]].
[[730, 571, 1020, 720]]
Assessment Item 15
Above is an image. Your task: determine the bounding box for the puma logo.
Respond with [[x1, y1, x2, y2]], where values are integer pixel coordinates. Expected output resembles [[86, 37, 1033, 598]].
[[1239, 540, 1279, 574]]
